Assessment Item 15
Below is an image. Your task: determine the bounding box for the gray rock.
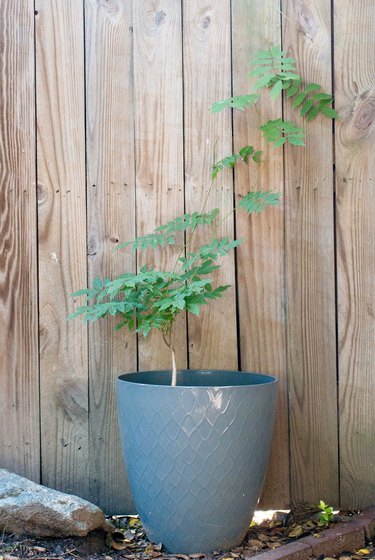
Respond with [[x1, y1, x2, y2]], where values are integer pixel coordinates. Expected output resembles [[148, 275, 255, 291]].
[[0, 469, 107, 537]]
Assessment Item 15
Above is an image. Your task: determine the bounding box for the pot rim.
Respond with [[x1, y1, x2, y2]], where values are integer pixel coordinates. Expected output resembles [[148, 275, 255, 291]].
[[117, 369, 278, 389]]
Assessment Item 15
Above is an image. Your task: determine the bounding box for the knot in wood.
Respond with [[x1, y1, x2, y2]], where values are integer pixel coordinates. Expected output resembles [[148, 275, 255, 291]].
[[57, 379, 88, 423], [37, 183, 47, 205], [101, 0, 120, 16], [201, 15, 211, 29], [87, 235, 99, 256], [354, 98, 375, 135], [298, 5, 317, 37], [155, 10, 166, 26]]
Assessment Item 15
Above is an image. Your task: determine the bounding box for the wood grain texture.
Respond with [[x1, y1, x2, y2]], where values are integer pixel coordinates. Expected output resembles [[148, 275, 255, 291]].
[[231, 1, 289, 507], [85, 0, 136, 513], [283, 0, 339, 505], [133, 1, 186, 371], [183, 0, 237, 369], [0, 1, 40, 481], [36, 0, 89, 498], [334, 0, 375, 508]]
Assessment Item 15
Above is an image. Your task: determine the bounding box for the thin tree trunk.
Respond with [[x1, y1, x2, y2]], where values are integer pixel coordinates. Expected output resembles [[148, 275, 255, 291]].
[[171, 345, 177, 387], [162, 332, 178, 386]]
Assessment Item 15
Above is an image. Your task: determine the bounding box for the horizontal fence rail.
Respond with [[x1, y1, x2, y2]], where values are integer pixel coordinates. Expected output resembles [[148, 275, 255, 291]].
[[1, 0, 374, 513]]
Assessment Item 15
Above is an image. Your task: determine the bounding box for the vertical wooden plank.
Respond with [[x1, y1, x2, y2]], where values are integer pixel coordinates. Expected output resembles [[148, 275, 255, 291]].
[[36, 0, 89, 497], [231, 2, 289, 507], [0, 1, 40, 481], [85, 0, 136, 512], [133, 1, 186, 372], [183, 0, 237, 369], [283, 0, 339, 505], [335, 0, 375, 508]]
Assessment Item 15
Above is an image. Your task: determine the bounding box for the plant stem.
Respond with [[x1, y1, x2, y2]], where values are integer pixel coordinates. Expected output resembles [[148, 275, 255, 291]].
[[162, 332, 177, 386], [172, 179, 216, 276], [212, 205, 237, 239], [171, 346, 177, 387]]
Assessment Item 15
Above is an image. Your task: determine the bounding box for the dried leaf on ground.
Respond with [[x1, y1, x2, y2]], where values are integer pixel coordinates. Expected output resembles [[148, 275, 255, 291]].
[[288, 525, 304, 538]]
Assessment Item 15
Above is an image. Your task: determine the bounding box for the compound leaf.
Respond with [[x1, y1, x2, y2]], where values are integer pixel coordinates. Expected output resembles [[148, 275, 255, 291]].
[[238, 191, 281, 215]]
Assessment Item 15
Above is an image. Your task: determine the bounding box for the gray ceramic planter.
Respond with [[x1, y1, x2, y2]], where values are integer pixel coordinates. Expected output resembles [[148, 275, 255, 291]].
[[116, 370, 278, 554]]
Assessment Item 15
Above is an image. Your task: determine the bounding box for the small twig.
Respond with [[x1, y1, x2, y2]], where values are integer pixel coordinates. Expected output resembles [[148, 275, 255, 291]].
[[66, 548, 80, 558]]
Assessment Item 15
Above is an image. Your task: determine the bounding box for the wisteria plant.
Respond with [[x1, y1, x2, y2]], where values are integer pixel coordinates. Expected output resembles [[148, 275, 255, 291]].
[[69, 46, 338, 386]]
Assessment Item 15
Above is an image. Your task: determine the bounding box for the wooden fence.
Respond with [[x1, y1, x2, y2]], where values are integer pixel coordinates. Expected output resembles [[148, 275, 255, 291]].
[[1, 0, 374, 513]]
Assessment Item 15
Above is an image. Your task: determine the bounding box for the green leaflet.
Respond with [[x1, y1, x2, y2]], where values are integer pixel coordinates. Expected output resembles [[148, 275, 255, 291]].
[[212, 146, 262, 179], [210, 94, 259, 113], [320, 106, 339, 118]]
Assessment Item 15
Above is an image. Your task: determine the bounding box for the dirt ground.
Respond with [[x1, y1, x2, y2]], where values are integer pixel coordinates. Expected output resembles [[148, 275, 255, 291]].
[[0, 509, 373, 560]]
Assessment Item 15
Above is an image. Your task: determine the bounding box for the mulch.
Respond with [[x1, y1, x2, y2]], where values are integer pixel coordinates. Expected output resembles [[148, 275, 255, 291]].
[[0, 507, 373, 560]]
